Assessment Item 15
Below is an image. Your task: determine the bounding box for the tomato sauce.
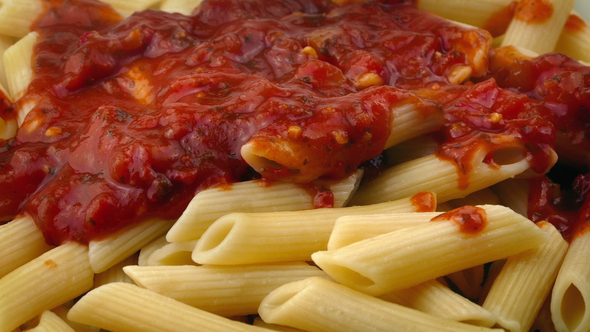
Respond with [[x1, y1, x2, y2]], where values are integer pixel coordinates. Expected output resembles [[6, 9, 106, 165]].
[[0, 0, 588, 245], [431, 205, 487, 234], [485, 51, 590, 241], [513, 0, 553, 24], [564, 14, 587, 33], [410, 191, 436, 212], [483, 1, 517, 37], [0, 0, 490, 245]]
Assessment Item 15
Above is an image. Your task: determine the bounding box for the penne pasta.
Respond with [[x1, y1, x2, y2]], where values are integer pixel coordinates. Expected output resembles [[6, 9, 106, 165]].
[[252, 317, 304, 332], [167, 170, 363, 242], [555, 13, 590, 63], [447, 188, 501, 209], [23, 310, 75, 332], [138, 235, 169, 266], [192, 194, 433, 265], [327, 211, 440, 250], [258, 277, 503, 332], [0, 242, 94, 332], [93, 253, 138, 289], [145, 239, 198, 266], [88, 219, 173, 273], [124, 263, 328, 316], [482, 221, 568, 332], [415, 0, 514, 35], [67, 282, 271, 332], [159, 0, 202, 15], [240, 96, 444, 183], [491, 178, 530, 217], [0, 0, 43, 38], [312, 204, 550, 296], [551, 229, 590, 332], [349, 144, 533, 206], [100, 0, 162, 16], [4, 31, 36, 104], [0, 216, 52, 279], [379, 279, 496, 327], [501, 0, 576, 54]]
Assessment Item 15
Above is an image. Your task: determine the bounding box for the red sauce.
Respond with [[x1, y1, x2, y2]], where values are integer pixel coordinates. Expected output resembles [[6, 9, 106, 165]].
[[483, 52, 590, 242], [410, 191, 436, 212], [527, 175, 590, 242], [0, 0, 489, 245], [564, 14, 587, 33], [484, 2, 517, 37], [431, 205, 487, 234], [431, 79, 554, 189], [513, 0, 554, 24]]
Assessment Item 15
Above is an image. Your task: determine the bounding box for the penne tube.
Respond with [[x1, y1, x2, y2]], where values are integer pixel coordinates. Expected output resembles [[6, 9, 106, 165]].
[[445, 266, 485, 301], [50, 306, 100, 332], [0, 216, 53, 279], [240, 97, 443, 183], [482, 222, 568, 332], [145, 239, 198, 266], [327, 212, 440, 250], [0, 0, 44, 38], [491, 178, 530, 217], [88, 218, 173, 273], [551, 229, 590, 332], [379, 279, 496, 328], [24, 310, 75, 332], [415, 0, 514, 34], [478, 260, 507, 306], [258, 277, 503, 332], [167, 170, 363, 242], [0, 242, 94, 332], [501, 0, 576, 54], [447, 188, 501, 209], [192, 194, 434, 265], [4, 31, 36, 104], [530, 295, 558, 332], [312, 205, 550, 296], [67, 282, 271, 332], [159, 0, 202, 15], [252, 317, 304, 332], [349, 144, 533, 206], [555, 13, 590, 63], [0, 35, 14, 95], [124, 263, 328, 316], [385, 135, 438, 166], [93, 253, 138, 289], [100, 0, 162, 16], [138, 235, 169, 266], [384, 102, 445, 148]]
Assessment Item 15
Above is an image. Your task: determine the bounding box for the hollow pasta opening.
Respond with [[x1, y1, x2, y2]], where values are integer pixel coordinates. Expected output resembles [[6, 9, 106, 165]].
[[195, 217, 236, 252], [321, 262, 375, 289], [561, 283, 587, 331], [262, 284, 305, 312], [489, 146, 526, 166]]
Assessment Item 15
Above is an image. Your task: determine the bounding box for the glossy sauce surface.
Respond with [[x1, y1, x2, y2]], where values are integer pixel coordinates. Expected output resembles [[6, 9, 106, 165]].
[[0, 0, 486, 244], [431, 205, 487, 234]]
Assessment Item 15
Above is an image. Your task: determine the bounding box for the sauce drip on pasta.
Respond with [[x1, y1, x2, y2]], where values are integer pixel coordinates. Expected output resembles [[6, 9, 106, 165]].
[[431, 205, 487, 234]]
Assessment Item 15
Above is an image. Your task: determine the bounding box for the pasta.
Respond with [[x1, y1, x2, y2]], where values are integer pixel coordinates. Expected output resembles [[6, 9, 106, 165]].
[[0, 0, 589, 331], [311, 205, 550, 296], [123, 263, 328, 316], [258, 277, 503, 332], [482, 221, 568, 332]]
